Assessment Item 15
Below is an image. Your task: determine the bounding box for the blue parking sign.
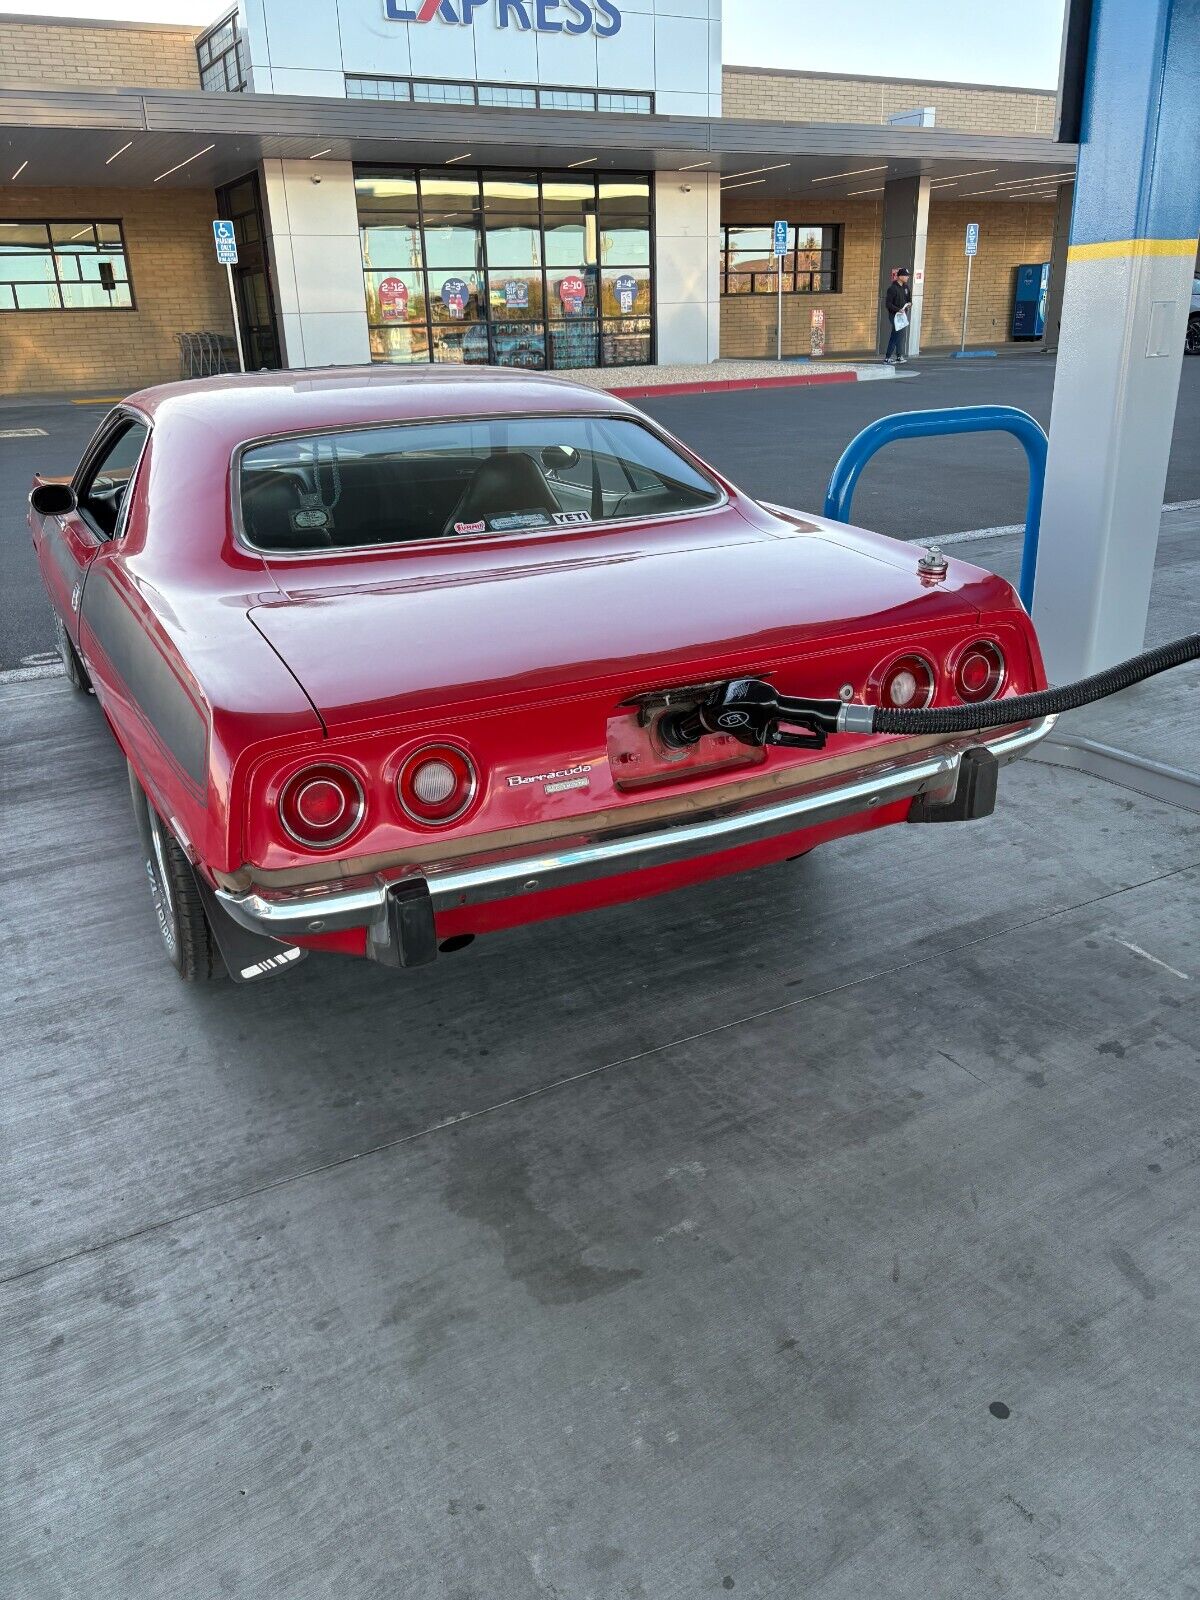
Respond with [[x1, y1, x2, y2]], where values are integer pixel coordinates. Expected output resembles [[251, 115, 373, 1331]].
[[964, 222, 980, 257], [212, 219, 238, 266], [772, 220, 789, 257]]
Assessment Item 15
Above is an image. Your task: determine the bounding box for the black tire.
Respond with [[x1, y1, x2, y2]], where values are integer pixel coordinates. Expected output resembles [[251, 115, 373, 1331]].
[[53, 611, 91, 693], [1186, 317, 1200, 356], [128, 767, 222, 981]]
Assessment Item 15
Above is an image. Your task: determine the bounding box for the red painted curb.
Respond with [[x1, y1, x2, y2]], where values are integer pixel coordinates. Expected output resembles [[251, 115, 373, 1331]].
[[606, 370, 861, 399]]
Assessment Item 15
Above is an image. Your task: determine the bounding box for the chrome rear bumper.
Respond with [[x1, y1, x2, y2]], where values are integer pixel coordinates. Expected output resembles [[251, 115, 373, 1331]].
[[215, 717, 1055, 944]]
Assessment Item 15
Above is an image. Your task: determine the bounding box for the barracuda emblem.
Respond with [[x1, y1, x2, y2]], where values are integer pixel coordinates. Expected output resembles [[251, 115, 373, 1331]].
[[508, 764, 591, 793]]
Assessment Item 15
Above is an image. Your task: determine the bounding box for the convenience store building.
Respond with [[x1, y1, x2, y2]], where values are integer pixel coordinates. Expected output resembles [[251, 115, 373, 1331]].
[[0, 2, 1077, 394]]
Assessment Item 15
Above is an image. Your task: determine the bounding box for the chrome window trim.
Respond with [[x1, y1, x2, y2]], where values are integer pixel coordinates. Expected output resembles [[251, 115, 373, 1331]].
[[72, 405, 152, 544], [230, 409, 729, 561]]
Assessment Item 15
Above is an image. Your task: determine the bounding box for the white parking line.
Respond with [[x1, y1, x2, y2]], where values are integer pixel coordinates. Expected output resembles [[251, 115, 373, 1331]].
[[0, 428, 48, 439], [906, 498, 1200, 546], [0, 661, 65, 683], [1111, 938, 1191, 982]]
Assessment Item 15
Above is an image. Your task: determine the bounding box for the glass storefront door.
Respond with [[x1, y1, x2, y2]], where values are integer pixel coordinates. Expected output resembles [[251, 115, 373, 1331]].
[[356, 166, 653, 371], [216, 172, 281, 371]]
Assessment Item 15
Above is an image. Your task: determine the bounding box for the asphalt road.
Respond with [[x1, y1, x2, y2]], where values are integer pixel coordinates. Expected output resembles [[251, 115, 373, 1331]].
[[2, 356, 1197, 673], [643, 354, 1200, 539]]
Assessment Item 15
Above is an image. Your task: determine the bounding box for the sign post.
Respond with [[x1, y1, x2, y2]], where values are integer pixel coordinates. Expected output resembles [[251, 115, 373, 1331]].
[[772, 220, 789, 361], [960, 222, 979, 354], [212, 220, 245, 373]]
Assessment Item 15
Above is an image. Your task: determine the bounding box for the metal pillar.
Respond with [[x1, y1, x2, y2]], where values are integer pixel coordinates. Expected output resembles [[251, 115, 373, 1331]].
[[876, 177, 930, 356], [1034, 0, 1200, 680]]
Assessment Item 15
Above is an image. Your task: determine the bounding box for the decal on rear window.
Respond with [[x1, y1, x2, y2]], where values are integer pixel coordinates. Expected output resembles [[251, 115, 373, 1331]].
[[453, 519, 486, 534], [486, 510, 554, 532], [552, 511, 592, 526]]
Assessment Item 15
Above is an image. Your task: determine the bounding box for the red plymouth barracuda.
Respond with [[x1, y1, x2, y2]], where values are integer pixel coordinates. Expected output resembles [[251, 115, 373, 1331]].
[[29, 367, 1051, 983]]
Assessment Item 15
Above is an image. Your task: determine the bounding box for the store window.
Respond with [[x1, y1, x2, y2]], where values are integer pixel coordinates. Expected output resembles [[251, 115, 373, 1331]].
[[346, 76, 652, 114], [197, 11, 247, 92], [720, 225, 842, 295], [357, 167, 654, 371], [0, 221, 133, 311]]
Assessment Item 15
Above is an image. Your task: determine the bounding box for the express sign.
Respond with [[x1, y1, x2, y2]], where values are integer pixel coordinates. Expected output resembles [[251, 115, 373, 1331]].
[[384, 0, 623, 35]]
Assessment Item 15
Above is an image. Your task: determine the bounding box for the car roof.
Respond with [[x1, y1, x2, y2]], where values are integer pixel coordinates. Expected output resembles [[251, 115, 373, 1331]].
[[125, 364, 642, 452]]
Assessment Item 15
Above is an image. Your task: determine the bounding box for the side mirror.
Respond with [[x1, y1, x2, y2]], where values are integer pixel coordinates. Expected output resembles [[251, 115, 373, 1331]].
[[542, 445, 580, 471], [29, 482, 77, 517]]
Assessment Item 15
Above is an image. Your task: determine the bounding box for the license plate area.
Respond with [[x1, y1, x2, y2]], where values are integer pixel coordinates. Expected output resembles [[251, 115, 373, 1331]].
[[608, 688, 764, 792]]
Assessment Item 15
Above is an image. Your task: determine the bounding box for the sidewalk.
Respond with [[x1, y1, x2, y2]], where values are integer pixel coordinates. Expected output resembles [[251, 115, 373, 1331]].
[[0, 356, 901, 413]]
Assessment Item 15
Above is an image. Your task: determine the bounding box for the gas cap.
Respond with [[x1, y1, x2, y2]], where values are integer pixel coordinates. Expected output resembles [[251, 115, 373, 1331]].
[[917, 544, 949, 579]]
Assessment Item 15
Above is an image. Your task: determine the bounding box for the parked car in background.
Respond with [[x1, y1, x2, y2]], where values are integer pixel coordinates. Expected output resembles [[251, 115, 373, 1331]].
[[1187, 274, 1200, 354], [29, 367, 1051, 984]]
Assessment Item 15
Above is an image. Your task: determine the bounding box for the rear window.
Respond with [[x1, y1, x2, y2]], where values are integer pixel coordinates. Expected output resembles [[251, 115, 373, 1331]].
[[238, 415, 723, 552]]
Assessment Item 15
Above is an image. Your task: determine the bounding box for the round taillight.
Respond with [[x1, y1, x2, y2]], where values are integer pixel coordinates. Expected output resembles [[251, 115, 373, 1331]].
[[880, 655, 936, 710], [398, 744, 478, 826], [954, 640, 1006, 703], [278, 763, 365, 850]]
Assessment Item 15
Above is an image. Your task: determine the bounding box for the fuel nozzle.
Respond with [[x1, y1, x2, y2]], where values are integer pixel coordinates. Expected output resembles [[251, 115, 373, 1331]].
[[658, 678, 845, 752]]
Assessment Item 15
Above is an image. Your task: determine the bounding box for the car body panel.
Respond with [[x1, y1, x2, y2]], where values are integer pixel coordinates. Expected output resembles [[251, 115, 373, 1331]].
[[28, 365, 1049, 964]]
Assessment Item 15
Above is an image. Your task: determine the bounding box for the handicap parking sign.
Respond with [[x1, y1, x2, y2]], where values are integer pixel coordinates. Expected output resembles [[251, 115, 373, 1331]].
[[212, 219, 238, 266], [772, 220, 789, 257], [964, 222, 980, 257]]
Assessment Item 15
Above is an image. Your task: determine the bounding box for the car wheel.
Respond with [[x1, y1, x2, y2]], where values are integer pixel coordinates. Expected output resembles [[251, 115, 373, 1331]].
[[128, 767, 222, 981], [1187, 316, 1200, 356], [53, 612, 91, 693]]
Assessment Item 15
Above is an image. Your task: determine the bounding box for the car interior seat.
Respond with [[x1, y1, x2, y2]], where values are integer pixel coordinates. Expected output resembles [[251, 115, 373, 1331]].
[[443, 451, 560, 534]]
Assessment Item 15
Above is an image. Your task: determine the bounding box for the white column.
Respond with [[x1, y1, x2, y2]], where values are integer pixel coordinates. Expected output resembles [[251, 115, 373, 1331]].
[[260, 160, 371, 370], [653, 172, 721, 368], [876, 176, 930, 356], [1032, 0, 1200, 679]]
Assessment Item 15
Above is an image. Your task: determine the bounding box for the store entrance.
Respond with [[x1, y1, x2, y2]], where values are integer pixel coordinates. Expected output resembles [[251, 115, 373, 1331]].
[[216, 172, 281, 371], [356, 167, 653, 371]]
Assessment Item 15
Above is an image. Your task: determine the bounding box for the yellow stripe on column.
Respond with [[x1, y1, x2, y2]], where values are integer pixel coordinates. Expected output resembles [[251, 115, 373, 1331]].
[[1067, 238, 1198, 262]]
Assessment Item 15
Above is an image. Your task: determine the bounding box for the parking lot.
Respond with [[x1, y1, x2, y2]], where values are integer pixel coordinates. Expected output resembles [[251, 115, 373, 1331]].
[[4, 363, 1199, 1597]]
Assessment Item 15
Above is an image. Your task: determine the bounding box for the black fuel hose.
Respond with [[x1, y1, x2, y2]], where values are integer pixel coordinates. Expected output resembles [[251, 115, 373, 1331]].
[[839, 632, 1200, 736]]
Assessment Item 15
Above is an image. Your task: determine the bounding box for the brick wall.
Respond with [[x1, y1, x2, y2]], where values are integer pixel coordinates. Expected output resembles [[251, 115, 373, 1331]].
[[723, 67, 1056, 136], [719, 198, 883, 358], [922, 200, 1056, 346], [717, 197, 1057, 358], [0, 187, 234, 395], [0, 17, 200, 89]]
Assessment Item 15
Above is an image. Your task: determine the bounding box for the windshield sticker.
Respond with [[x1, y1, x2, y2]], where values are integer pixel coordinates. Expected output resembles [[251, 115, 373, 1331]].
[[552, 511, 592, 526], [453, 519, 486, 534], [486, 510, 554, 532]]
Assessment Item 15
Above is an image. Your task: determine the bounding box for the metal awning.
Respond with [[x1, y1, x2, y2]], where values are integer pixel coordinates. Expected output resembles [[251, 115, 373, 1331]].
[[0, 84, 1076, 200]]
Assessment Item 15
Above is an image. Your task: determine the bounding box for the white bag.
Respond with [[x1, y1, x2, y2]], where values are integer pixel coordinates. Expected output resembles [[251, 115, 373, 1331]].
[[894, 308, 910, 331]]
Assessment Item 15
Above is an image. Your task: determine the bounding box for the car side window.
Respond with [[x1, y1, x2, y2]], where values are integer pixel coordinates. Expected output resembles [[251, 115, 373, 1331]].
[[77, 419, 149, 540]]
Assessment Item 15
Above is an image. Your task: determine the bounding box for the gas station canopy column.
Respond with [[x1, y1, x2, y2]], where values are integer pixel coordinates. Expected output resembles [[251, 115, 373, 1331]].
[[1034, 0, 1200, 680]]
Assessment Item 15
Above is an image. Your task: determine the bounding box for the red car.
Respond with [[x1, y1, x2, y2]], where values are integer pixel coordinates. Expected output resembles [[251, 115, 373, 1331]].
[[29, 367, 1051, 983]]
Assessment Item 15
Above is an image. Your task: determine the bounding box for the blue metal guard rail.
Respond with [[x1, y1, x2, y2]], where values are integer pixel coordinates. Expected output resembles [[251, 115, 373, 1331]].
[[823, 405, 1048, 612]]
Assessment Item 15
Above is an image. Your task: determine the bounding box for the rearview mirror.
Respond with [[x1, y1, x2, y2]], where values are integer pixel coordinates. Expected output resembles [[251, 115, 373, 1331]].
[[542, 445, 580, 471], [29, 482, 77, 517]]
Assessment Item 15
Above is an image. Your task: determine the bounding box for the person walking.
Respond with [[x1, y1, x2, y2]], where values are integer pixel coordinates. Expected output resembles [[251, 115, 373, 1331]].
[[884, 267, 912, 364]]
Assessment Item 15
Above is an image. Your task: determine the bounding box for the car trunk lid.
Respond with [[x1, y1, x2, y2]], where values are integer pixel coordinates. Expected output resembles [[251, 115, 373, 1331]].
[[248, 509, 984, 733]]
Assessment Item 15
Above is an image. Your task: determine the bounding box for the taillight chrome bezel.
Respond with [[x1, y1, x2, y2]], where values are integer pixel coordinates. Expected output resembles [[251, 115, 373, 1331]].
[[277, 762, 366, 851], [873, 652, 937, 711], [396, 743, 479, 827], [952, 639, 1007, 703]]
